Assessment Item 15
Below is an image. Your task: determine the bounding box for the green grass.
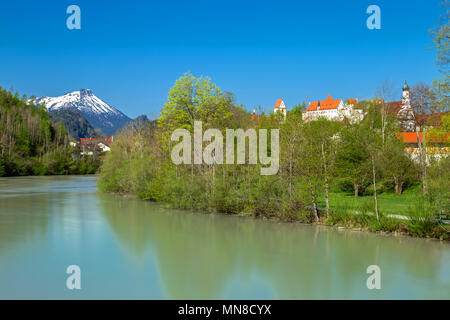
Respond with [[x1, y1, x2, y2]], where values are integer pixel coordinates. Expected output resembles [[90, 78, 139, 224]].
[[317, 185, 422, 217]]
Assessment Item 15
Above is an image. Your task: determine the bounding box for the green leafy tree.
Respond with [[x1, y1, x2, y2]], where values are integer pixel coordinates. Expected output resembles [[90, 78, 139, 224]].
[[430, 1, 449, 112], [304, 118, 341, 218], [157, 72, 233, 148], [335, 124, 370, 197], [383, 135, 416, 195]]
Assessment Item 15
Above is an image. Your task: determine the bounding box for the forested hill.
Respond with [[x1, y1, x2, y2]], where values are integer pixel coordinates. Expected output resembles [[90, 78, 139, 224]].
[[117, 115, 157, 134], [0, 86, 99, 176], [49, 108, 102, 140]]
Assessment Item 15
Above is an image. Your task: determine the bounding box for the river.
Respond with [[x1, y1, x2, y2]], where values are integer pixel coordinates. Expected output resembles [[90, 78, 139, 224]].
[[0, 176, 448, 299]]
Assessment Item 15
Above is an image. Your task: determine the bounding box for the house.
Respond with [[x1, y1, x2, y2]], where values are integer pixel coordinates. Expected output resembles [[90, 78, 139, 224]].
[[251, 109, 260, 121], [302, 94, 363, 123], [273, 99, 287, 120], [78, 136, 113, 156], [397, 132, 450, 160], [381, 81, 449, 132]]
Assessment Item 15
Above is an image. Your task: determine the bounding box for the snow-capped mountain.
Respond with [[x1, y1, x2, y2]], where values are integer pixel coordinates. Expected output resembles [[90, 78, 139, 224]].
[[34, 89, 131, 136]]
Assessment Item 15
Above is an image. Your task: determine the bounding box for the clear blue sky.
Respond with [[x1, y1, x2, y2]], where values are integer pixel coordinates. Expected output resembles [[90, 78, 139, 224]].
[[0, 0, 443, 118]]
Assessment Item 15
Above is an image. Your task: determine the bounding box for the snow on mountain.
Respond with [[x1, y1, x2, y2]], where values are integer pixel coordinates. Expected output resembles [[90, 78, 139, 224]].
[[34, 89, 131, 136]]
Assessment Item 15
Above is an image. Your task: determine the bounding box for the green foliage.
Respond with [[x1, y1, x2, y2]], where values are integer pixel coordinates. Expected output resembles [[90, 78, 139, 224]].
[[157, 72, 233, 148], [98, 73, 449, 240], [335, 123, 371, 196], [430, 1, 449, 112], [289, 102, 307, 118], [0, 86, 100, 176]]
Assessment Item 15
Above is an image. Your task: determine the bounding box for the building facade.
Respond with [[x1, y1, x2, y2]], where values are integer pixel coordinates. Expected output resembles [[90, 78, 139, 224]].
[[273, 99, 287, 120], [302, 94, 363, 123], [397, 81, 417, 132]]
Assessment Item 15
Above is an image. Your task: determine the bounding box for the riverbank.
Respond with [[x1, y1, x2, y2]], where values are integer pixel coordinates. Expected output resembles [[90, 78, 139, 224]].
[[100, 187, 449, 241]]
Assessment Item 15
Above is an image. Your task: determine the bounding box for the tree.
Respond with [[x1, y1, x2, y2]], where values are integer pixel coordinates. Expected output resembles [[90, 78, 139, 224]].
[[375, 79, 396, 146], [410, 82, 439, 126], [335, 124, 370, 197], [430, 1, 449, 113], [297, 123, 323, 222], [383, 135, 416, 195], [431, 1, 449, 76], [360, 104, 384, 220], [158, 72, 233, 148], [305, 118, 341, 218], [0, 86, 96, 176], [289, 101, 307, 118], [280, 112, 303, 201]]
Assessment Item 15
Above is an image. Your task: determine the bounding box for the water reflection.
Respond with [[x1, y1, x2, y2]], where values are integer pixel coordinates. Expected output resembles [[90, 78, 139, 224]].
[[0, 176, 448, 299], [98, 192, 450, 299]]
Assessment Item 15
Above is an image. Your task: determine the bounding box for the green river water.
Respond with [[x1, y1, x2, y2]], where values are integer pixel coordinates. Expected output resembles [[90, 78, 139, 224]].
[[0, 176, 449, 299]]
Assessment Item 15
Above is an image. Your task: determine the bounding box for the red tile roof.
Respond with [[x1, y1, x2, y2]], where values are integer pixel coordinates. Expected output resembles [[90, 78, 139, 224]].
[[307, 94, 343, 111], [274, 99, 283, 109], [80, 136, 113, 146], [396, 132, 449, 143]]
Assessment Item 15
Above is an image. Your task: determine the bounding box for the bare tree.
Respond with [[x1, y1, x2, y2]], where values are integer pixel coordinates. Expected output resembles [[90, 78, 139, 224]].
[[410, 82, 438, 127], [375, 80, 396, 146]]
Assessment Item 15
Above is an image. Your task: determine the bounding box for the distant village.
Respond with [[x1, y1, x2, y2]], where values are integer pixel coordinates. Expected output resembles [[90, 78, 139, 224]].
[[70, 136, 113, 157], [268, 81, 449, 159]]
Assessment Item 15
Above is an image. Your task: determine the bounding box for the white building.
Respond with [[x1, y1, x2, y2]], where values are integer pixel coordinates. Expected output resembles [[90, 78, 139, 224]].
[[273, 99, 287, 120], [397, 81, 416, 132], [302, 94, 363, 123]]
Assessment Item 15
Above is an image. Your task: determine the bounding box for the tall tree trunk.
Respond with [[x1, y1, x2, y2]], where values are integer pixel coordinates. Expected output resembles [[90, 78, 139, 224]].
[[321, 143, 330, 218], [416, 129, 427, 195], [211, 164, 215, 202], [394, 176, 403, 195], [324, 180, 330, 218], [354, 183, 359, 197], [310, 186, 319, 222], [371, 156, 379, 221], [289, 144, 293, 201]]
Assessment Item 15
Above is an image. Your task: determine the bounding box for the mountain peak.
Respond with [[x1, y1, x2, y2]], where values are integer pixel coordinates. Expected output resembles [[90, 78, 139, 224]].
[[34, 89, 131, 136], [79, 88, 94, 97]]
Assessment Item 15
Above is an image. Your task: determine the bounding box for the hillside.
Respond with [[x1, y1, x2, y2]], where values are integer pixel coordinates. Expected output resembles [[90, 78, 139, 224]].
[[117, 115, 157, 134], [0, 86, 100, 176], [49, 108, 102, 140]]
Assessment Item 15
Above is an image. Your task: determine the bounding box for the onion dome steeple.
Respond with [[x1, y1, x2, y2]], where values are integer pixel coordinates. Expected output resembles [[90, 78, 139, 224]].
[[402, 80, 410, 91]]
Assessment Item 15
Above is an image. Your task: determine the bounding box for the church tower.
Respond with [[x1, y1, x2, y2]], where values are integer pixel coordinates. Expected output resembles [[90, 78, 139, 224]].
[[401, 80, 411, 106], [397, 81, 416, 132]]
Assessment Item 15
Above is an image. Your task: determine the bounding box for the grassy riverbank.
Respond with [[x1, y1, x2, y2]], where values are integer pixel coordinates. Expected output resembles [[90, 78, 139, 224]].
[[317, 185, 422, 217], [100, 184, 449, 241], [99, 159, 449, 241], [317, 202, 449, 241]]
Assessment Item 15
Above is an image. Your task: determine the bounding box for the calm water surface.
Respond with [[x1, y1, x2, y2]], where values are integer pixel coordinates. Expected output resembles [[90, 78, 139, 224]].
[[0, 176, 449, 299]]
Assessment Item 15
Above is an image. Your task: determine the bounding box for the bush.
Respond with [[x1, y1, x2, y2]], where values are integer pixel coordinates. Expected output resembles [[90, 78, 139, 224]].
[[368, 217, 400, 233], [363, 183, 385, 196]]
